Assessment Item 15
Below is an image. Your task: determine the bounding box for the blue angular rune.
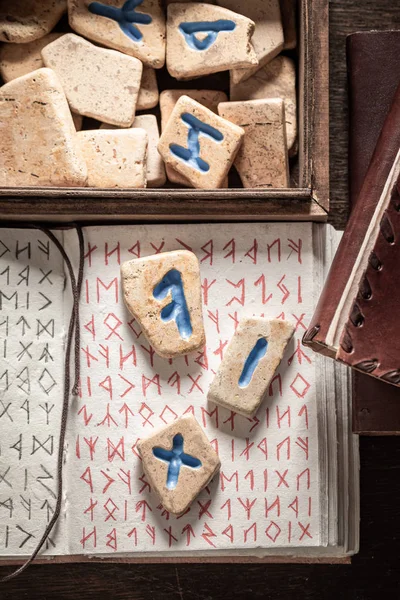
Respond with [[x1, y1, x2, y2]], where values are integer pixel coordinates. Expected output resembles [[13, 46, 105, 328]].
[[238, 338, 268, 388], [169, 113, 224, 173], [153, 268, 193, 339], [88, 0, 152, 42], [153, 433, 202, 489], [179, 19, 236, 51]]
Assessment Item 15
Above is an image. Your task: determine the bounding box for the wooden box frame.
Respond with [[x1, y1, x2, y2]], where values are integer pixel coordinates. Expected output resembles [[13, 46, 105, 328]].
[[0, 0, 328, 223]]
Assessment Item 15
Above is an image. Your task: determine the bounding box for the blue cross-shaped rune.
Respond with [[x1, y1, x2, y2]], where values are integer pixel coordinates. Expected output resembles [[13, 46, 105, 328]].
[[153, 434, 202, 490], [88, 0, 152, 42]]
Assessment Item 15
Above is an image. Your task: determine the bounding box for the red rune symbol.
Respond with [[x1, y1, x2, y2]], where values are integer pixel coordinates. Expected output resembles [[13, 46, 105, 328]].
[[118, 468, 132, 494], [81, 346, 98, 368], [107, 437, 125, 462], [76, 435, 80, 458], [140, 343, 156, 368], [100, 470, 115, 493], [220, 471, 238, 492], [223, 238, 235, 263], [167, 371, 181, 395], [277, 275, 289, 304], [288, 496, 299, 518], [104, 498, 119, 522], [197, 499, 213, 519], [78, 405, 93, 426], [136, 499, 152, 522], [106, 528, 117, 551], [257, 437, 268, 460], [98, 403, 118, 427], [146, 524, 156, 545], [275, 311, 285, 320], [84, 243, 97, 267], [139, 403, 155, 427], [265, 496, 281, 518], [308, 497, 312, 517], [296, 437, 309, 460], [228, 311, 239, 331], [288, 339, 311, 366], [188, 373, 204, 394], [99, 344, 110, 368], [244, 522, 257, 543], [176, 507, 191, 520], [200, 239, 213, 265], [119, 402, 134, 427], [131, 438, 142, 459], [127, 318, 142, 339], [194, 347, 208, 370], [84, 315, 96, 341], [164, 526, 178, 547], [244, 470, 254, 491], [157, 503, 170, 520], [127, 527, 138, 546], [104, 313, 123, 340], [298, 405, 309, 429], [238, 497, 257, 520], [298, 522, 312, 541], [214, 339, 228, 362], [150, 241, 165, 254], [142, 373, 161, 397], [269, 374, 282, 397], [159, 405, 178, 425], [85, 279, 90, 304], [275, 469, 289, 488], [80, 467, 94, 493], [99, 376, 113, 400], [175, 238, 192, 251], [244, 239, 258, 264], [210, 438, 218, 456], [290, 373, 311, 398], [118, 374, 135, 398], [276, 436, 291, 461], [298, 276, 302, 304], [240, 438, 254, 461], [207, 309, 220, 333], [226, 278, 245, 306], [276, 406, 291, 429], [222, 525, 234, 543], [201, 523, 217, 548], [247, 415, 260, 433], [223, 410, 237, 432], [83, 436, 98, 460], [128, 240, 140, 258], [80, 526, 97, 549], [96, 277, 118, 303], [254, 274, 272, 304], [201, 278, 216, 305], [292, 312, 307, 331], [84, 498, 98, 521], [182, 523, 195, 546], [138, 473, 150, 494], [297, 468, 311, 491], [183, 405, 195, 417], [267, 238, 281, 262], [105, 242, 120, 266], [220, 499, 231, 520], [287, 238, 302, 263], [265, 521, 281, 543], [201, 405, 218, 427], [264, 468, 268, 492]]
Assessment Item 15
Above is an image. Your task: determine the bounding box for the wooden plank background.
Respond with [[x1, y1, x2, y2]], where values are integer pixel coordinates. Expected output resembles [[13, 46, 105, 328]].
[[2, 1, 400, 597]]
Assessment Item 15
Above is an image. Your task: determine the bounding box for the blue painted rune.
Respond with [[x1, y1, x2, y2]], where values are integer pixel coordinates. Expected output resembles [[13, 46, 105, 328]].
[[169, 113, 224, 173], [239, 338, 268, 388], [153, 268, 193, 339], [179, 19, 236, 51], [88, 0, 152, 42], [153, 433, 202, 489]]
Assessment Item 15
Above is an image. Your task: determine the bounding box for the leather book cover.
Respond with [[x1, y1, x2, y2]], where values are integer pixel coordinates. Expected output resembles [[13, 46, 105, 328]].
[[303, 80, 400, 391], [348, 31, 400, 434]]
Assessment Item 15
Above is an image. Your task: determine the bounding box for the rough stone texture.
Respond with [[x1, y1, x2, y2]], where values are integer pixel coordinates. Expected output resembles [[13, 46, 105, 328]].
[[77, 129, 147, 187], [230, 55, 297, 154], [218, 98, 289, 188], [217, 0, 284, 84], [41, 33, 142, 126], [0, 33, 63, 82], [160, 89, 228, 186], [137, 66, 159, 110], [137, 415, 221, 515], [0, 0, 66, 43], [0, 68, 87, 187], [121, 249, 205, 358], [166, 3, 258, 79], [68, 0, 166, 68], [280, 0, 297, 50], [158, 95, 244, 189], [101, 114, 166, 186], [208, 317, 294, 417]]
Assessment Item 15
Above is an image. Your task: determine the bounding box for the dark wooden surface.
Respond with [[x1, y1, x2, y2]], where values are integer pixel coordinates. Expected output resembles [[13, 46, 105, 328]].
[[2, 1, 400, 597]]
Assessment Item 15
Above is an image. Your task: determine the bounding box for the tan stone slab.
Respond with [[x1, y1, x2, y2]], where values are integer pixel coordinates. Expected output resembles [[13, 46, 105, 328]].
[[0, 33, 63, 83], [158, 95, 243, 189], [77, 129, 147, 187], [68, 0, 166, 68], [41, 33, 142, 126], [137, 66, 159, 110], [160, 89, 228, 186], [101, 114, 166, 186], [208, 317, 294, 417], [121, 249, 205, 358], [137, 415, 221, 515], [0, 68, 87, 187], [230, 55, 297, 154], [217, 0, 284, 85], [0, 0, 66, 43], [280, 0, 297, 50], [218, 98, 289, 188], [166, 3, 258, 80]]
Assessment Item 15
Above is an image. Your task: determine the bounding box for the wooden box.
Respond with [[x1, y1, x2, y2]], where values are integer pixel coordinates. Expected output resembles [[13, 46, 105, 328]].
[[0, 0, 328, 223]]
